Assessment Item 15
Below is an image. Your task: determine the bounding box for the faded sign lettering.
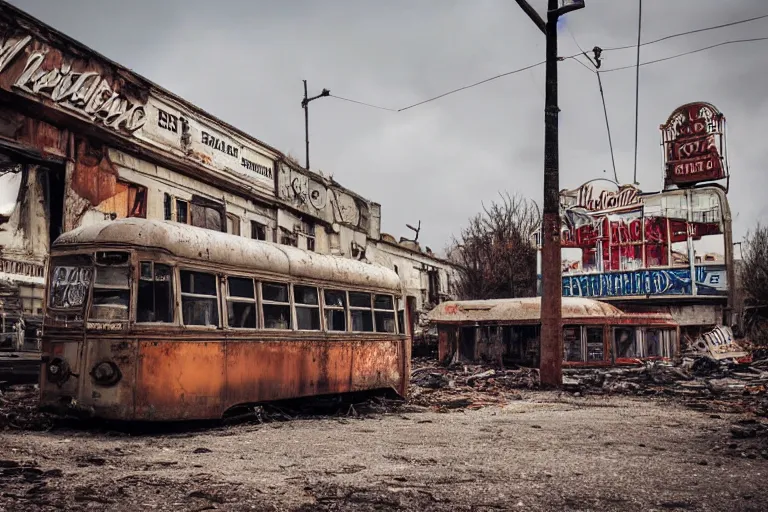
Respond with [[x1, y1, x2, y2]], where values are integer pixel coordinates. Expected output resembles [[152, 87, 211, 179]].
[[157, 108, 178, 133], [563, 265, 727, 298], [561, 181, 641, 212], [661, 102, 727, 187], [241, 157, 272, 179], [201, 130, 238, 158]]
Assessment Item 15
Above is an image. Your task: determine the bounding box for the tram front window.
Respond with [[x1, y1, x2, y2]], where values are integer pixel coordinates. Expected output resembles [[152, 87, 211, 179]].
[[49, 255, 93, 310], [90, 252, 131, 321]]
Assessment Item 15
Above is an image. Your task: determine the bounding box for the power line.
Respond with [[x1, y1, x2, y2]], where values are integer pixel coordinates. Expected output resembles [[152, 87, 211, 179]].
[[329, 94, 397, 111], [604, 12, 768, 52], [397, 60, 546, 112], [632, 0, 642, 185], [601, 37, 768, 73]]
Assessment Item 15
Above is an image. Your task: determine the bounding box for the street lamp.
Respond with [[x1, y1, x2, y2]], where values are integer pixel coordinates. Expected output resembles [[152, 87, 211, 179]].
[[301, 80, 330, 170], [514, 0, 585, 388]]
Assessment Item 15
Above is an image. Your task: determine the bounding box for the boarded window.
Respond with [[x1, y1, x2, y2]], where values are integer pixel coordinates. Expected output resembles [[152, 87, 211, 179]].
[[373, 294, 396, 333], [227, 276, 256, 328], [294, 285, 320, 330], [262, 282, 290, 329], [90, 251, 130, 321], [324, 289, 347, 332], [180, 270, 219, 326], [349, 292, 373, 332], [137, 262, 174, 323]]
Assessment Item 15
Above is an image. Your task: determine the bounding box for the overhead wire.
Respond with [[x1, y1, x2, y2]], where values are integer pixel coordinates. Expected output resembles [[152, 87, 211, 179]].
[[632, 0, 643, 185]]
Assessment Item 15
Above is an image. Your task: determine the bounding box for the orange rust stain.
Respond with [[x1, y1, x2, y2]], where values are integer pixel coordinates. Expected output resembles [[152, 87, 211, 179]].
[[136, 341, 226, 421], [444, 304, 459, 315], [72, 141, 121, 206]]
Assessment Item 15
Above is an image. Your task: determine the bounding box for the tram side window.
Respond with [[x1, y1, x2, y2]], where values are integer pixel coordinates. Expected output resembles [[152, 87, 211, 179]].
[[137, 262, 174, 323], [90, 252, 131, 321], [586, 327, 604, 361], [563, 326, 582, 362], [349, 292, 373, 332], [227, 277, 256, 328], [180, 270, 219, 327], [374, 294, 396, 333], [295, 285, 320, 330], [262, 282, 291, 329], [323, 289, 347, 331]]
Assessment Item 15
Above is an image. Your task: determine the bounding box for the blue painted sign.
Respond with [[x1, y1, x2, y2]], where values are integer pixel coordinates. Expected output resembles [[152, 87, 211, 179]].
[[562, 265, 727, 298]]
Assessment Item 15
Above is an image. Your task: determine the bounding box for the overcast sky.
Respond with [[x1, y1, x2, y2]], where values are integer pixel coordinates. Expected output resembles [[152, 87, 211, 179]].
[[8, 0, 768, 253]]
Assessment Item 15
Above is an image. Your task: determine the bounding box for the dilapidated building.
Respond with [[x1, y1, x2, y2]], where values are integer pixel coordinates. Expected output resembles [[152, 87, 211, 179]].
[[0, 1, 458, 352]]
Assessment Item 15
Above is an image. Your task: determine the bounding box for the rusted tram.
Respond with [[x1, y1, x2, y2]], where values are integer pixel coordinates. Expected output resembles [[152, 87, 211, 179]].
[[428, 297, 679, 367], [39, 219, 410, 421]]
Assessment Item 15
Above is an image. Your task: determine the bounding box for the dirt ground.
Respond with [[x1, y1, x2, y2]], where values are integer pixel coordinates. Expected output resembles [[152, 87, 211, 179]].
[[1, 392, 767, 512]]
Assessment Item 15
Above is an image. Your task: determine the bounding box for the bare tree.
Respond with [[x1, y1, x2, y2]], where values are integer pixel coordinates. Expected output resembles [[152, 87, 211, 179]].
[[741, 223, 768, 346], [450, 193, 540, 300]]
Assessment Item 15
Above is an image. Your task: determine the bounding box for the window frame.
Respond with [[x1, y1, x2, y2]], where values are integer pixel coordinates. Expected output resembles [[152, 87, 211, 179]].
[[348, 291, 374, 333], [293, 284, 321, 331], [323, 288, 349, 333], [225, 275, 258, 330], [373, 293, 397, 334], [260, 280, 293, 330], [178, 268, 221, 329], [136, 260, 175, 325]]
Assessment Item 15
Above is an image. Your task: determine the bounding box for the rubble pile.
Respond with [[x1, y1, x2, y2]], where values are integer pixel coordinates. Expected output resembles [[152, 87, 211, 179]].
[[409, 357, 539, 410], [0, 384, 54, 431]]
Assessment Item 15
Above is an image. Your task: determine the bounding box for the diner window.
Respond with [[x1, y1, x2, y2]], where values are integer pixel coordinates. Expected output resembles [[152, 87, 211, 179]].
[[644, 329, 662, 358], [137, 262, 173, 323], [294, 285, 320, 330], [176, 199, 189, 224], [323, 289, 347, 331], [374, 294, 396, 333], [586, 327, 604, 361], [227, 276, 256, 328], [262, 282, 291, 329], [226, 213, 241, 236], [251, 221, 267, 241], [90, 251, 131, 321], [191, 199, 224, 232], [349, 291, 373, 332], [614, 327, 638, 359], [180, 270, 219, 327], [563, 326, 582, 362]]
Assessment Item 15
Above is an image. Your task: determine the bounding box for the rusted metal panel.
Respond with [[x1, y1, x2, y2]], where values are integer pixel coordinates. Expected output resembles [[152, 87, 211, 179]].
[[53, 218, 402, 292]]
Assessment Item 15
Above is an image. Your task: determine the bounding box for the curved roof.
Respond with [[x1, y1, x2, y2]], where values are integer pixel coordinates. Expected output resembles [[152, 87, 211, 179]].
[[426, 297, 673, 324], [53, 219, 401, 292]]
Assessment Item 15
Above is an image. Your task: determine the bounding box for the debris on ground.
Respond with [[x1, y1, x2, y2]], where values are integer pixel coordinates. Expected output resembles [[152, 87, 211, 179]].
[[409, 357, 539, 411], [0, 384, 54, 431]]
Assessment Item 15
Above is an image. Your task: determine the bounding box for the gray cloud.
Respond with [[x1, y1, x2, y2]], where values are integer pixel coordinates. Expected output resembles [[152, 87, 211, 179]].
[[10, 0, 768, 250]]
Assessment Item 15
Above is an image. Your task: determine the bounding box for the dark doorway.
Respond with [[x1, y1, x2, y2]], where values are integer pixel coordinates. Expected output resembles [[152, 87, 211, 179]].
[[43, 166, 65, 246], [459, 326, 476, 361]]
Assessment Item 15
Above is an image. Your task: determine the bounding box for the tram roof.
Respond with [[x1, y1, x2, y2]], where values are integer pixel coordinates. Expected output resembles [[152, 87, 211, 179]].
[[426, 297, 675, 325], [52, 219, 402, 292]]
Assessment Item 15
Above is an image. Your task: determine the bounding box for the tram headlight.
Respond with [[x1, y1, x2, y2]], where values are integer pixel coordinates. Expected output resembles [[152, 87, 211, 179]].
[[46, 357, 71, 385], [90, 361, 122, 386]]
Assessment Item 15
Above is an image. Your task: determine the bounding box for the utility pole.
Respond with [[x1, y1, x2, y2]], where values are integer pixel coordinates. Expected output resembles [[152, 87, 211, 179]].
[[301, 80, 330, 170], [514, 0, 585, 387]]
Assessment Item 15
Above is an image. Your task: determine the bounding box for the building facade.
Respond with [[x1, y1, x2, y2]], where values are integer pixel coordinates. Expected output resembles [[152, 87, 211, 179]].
[[0, 1, 458, 351]]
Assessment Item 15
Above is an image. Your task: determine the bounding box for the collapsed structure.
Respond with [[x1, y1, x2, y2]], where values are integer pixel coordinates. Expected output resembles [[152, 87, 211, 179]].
[[0, 1, 459, 355]]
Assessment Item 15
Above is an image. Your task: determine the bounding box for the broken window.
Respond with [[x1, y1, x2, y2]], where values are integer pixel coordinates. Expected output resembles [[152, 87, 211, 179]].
[[227, 276, 256, 328], [176, 199, 189, 224], [614, 327, 638, 359], [586, 327, 604, 361], [226, 213, 241, 236], [164, 193, 172, 221], [137, 262, 173, 323], [427, 269, 440, 305], [251, 221, 267, 241], [127, 183, 147, 218], [279, 228, 298, 247], [563, 326, 582, 362], [294, 285, 320, 330], [180, 270, 219, 327], [90, 251, 131, 321], [49, 255, 92, 309], [262, 282, 291, 329], [349, 292, 373, 332], [191, 199, 224, 232], [374, 294, 396, 333], [323, 289, 347, 331], [302, 220, 316, 252]]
